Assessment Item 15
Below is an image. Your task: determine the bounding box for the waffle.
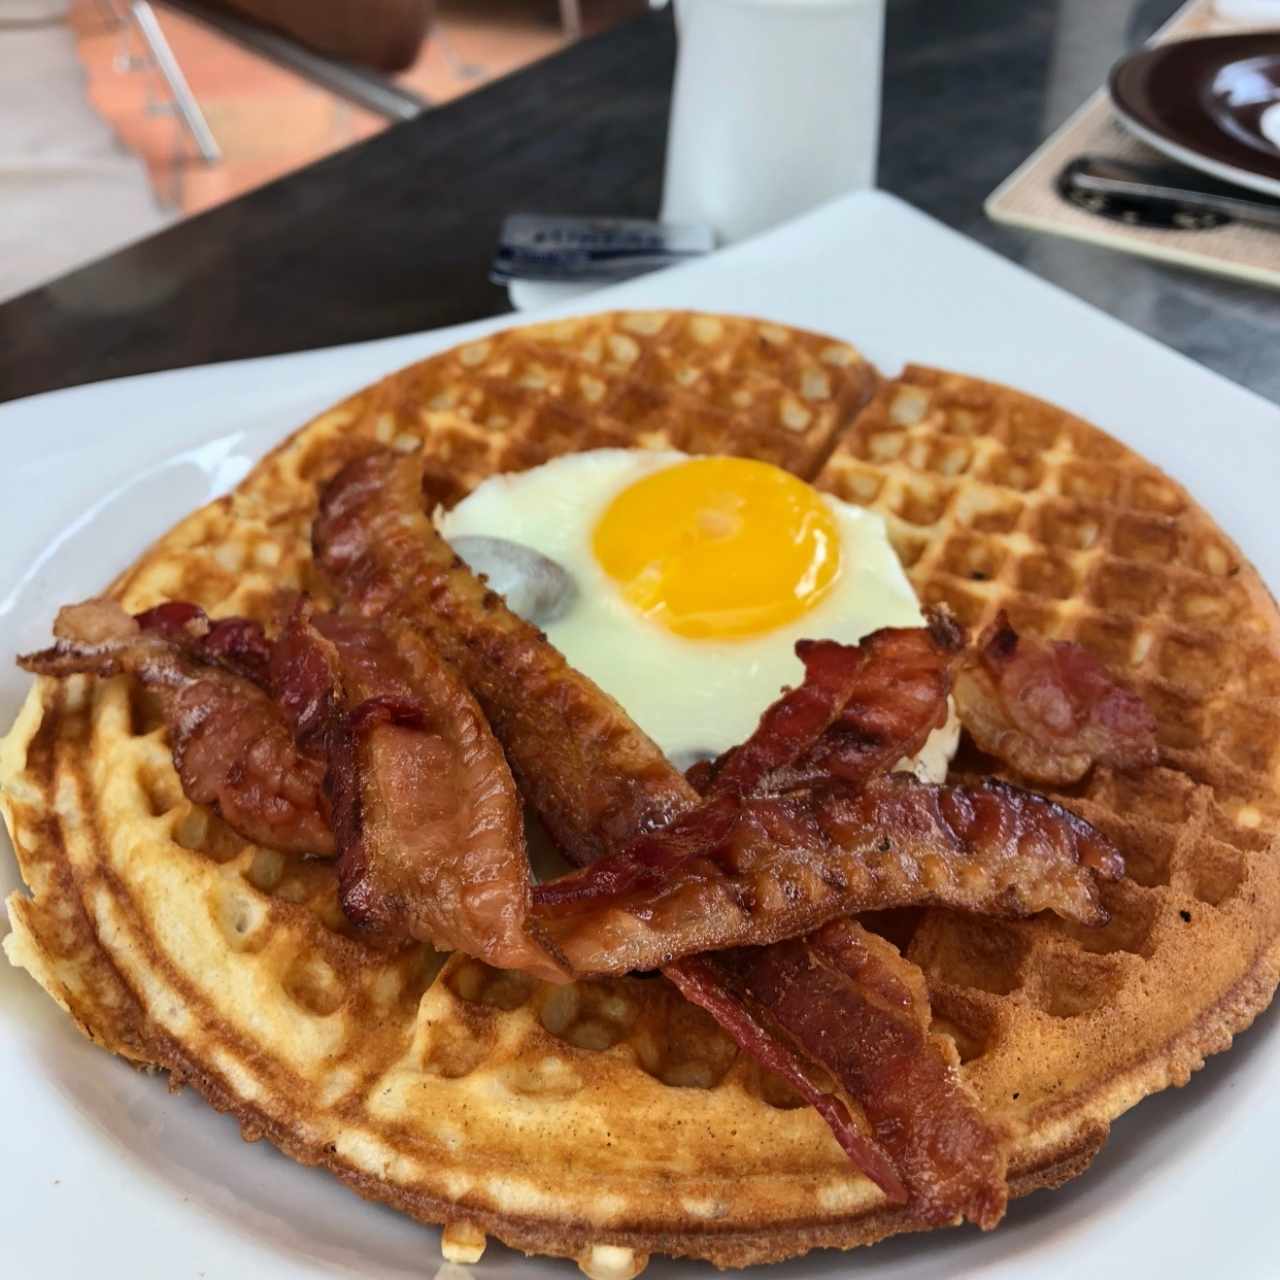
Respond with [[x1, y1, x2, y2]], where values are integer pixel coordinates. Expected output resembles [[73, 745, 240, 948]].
[[3, 315, 1279, 1275]]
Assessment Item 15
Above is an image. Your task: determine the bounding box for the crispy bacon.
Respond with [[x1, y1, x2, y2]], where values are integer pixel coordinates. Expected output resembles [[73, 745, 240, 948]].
[[311, 450, 1028, 1217], [25, 594, 565, 979], [954, 612, 1159, 786], [20, 599, 333, 855], [134, 600, 274, 687], [692, 616, 965, 801], [704, 637, 884, 794], [695, 921, 1008, 1228], [280, 604, 567, 981], [666, 953, 909, 1205], [269, 601, 339, 751], [531, 774, 1121, 976]]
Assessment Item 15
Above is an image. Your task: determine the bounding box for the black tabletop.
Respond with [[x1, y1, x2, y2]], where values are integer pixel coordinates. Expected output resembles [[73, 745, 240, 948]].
[[3, 0, 1278, 407]]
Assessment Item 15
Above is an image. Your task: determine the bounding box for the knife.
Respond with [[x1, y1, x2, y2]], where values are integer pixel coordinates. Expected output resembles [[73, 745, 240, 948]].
[[1057, 155, 1280, 232]]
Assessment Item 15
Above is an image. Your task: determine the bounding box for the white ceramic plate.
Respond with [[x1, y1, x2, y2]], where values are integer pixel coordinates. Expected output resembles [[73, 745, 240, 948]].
[[2, 191, 1278, 1279]]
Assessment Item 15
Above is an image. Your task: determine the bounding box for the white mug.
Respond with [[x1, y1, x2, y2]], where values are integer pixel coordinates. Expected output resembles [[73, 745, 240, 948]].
[[660, 0, 886, 244]]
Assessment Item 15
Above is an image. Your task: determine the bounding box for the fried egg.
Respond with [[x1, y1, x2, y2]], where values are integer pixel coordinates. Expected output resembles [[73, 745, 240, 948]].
[[437, 450, 958, 778]]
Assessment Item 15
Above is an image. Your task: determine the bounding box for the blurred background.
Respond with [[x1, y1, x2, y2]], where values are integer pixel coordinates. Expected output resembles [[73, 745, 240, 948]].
[[4, 0, 1278, 404], [1, 0, 646, 300]]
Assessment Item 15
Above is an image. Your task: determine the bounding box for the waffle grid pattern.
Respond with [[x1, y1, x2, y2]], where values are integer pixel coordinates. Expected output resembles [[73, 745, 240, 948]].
[[817, 366, 1280, 1133], [263, 310, 875, 511]]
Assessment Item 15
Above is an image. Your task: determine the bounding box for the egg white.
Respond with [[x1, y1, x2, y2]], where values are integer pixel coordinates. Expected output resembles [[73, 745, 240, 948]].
[[437, 449, 956, 775]]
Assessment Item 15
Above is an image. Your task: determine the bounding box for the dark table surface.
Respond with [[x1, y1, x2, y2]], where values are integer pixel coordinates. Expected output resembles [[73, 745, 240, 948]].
[[3, 0, 1278, 407]]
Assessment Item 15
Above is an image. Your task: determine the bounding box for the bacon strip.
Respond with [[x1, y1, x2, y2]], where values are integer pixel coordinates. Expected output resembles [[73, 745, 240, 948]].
[[134, 600, 274, 687], [279, 604, 567, 981], [702, 636, 886, 795], [954, 611, 1158, 786], [20, 599, 334, 855], [312, 450, 1014, 1216], [531, 774, 1122, 976], [701, 615, 965, 797], [665, 954, 908, 1205], [695, 921, 1008, 1229]]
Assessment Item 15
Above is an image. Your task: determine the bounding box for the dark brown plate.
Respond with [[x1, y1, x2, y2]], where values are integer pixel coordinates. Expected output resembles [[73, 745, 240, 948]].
[[1109, 34, 1280, 200]]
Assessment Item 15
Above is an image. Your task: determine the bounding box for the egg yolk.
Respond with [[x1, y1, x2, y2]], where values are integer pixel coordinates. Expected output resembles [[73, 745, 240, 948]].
[[592, 456, 841, 639]]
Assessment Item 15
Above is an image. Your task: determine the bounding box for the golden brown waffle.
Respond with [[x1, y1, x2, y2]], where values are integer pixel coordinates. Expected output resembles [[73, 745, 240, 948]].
[[816, 365, 1280, 1200], [3, 318, 1279, 1275], [259, 309, 876, 513]]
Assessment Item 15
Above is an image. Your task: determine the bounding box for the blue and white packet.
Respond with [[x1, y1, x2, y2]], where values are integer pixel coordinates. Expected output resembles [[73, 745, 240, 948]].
[[492, 214, 714, 285]]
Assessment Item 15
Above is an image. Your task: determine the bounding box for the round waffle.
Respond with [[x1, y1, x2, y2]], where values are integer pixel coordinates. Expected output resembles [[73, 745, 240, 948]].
[[4, 313, 1280, 1274]]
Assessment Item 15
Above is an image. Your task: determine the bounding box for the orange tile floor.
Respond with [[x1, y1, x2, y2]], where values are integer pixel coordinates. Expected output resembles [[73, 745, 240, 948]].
[[70, 0, 646, 218]]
